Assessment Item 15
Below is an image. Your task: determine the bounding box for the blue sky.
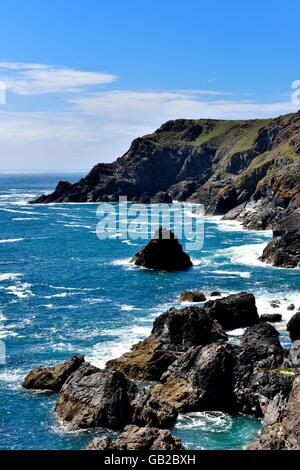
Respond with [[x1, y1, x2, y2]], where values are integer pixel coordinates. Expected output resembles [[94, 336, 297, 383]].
[[0, 0, 299, 170]]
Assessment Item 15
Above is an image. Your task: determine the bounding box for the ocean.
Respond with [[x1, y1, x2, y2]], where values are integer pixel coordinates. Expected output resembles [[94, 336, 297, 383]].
[[0, 172, 299, 450]]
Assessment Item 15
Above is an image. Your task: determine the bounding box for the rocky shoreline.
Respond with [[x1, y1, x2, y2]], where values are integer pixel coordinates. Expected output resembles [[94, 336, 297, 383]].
[[31, 111, 300, 268], [22, 292, 300, 450]]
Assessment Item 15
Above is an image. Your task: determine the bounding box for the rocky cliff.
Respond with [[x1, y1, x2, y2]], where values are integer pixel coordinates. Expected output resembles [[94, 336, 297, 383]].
[[32, 111, 300, 267]]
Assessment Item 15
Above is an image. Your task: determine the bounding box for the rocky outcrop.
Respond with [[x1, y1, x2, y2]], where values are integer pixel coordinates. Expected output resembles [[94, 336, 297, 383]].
[[106, 305, 227, 380], [86, 425, 184, 450], [54, 363, 138, 431], [287, 312, 300, 342], [233, 323, 291, 416], [250, 375, 300, 450], [131, 227, 192, 271], [180, 291, 206, 302], [31, 112, 300, 269], [202, 292, 259, 330], [150, 342, 236, 413], [260, 207, 300, 268], [22, 356, 84, 392]]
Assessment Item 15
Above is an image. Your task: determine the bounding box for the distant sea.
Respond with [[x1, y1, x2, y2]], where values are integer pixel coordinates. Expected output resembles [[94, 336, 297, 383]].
[[0, 172, 299, 450]]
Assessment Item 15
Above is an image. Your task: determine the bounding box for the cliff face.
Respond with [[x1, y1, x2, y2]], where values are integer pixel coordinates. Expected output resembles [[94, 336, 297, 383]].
[[32, 111, 300, 267]]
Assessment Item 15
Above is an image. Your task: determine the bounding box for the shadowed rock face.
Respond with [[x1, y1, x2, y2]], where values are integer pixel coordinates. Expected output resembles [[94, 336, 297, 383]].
[[54, 363, 138, 431], [22, 356, 85, 392], [287, 312, 300, 342], [86, 425, 184, 450], [131, 228, 192, 271], [31, 112, 300, 267]]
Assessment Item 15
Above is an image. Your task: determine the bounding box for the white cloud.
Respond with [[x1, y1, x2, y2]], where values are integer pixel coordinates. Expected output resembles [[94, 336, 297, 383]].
[[0, 61, 117, 95]]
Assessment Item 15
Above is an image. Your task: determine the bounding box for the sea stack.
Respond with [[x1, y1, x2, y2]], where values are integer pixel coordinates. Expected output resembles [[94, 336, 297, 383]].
[[131, 227, 193, 271]]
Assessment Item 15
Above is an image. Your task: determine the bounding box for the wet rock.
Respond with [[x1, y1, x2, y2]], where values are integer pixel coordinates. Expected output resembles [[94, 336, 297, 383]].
[[150, 342, 236, 413], [270, 303, 280, 309], [180, 291, 206, 302], [22, 356, 85, 392], [106, 306, 227, 380], [260, 313, 282, 323], [54, 363, 138, 431], [86, 425, 184, 450], [210, 291, 221, 297], [150, 191, 172, 204], [287, 313, 300, 342], [131, 227, 192, 271], [202, 292, 259, 330], [288, 304, 295, 311]]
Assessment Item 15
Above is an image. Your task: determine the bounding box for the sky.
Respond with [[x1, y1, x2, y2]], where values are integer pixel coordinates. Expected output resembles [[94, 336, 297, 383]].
[[0, 0, 299, 171]]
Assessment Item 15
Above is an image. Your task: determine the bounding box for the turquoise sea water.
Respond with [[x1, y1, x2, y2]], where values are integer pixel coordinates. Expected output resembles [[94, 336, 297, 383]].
[[0, 172, 299, 450]]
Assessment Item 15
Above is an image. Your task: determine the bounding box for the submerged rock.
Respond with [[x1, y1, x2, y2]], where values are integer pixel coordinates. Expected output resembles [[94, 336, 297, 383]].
[[180, 291, 206, 302], [260, 313, 282, 323], [131, 227, 192, 271], [86, 425, 184, 450], [287, 312, 300, 342], [106, 306, 227, 380], [54, 363, 138, 431], [22, 356, 85, 392], [202, 292, 259, 330], [150, 342, 236, 413]]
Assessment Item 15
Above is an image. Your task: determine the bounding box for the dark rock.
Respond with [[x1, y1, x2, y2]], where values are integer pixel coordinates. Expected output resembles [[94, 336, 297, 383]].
[[131, 227, 192, 271], [260, 313, 282, 323], [180, 291, 206, 302], [150, 191, 172, 204], [202, 292, 259, 330], [287, 312, 300, 342], [54, 363, 138, 431], [150, 342, 236, 413], [131, 389, 178, 428], [252, 375, 300, 449], [260, 207, 300, 268], [210, 291, 221, 297], [233, 323, 288, 415], [22, 356, 85, 392], [288, 304, 295, 311], [270, 303, 280, 309], [107, 306, 227, 380], [86, 425, 184, 450]]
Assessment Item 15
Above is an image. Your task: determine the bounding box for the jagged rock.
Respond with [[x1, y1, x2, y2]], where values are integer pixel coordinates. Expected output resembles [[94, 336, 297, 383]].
[[150, 342, 236, 413], [22, 356, 85, 392], [131, 227, 192, 271], [150, 191, 172, 204], [202, 292, 259, 330], [251, 375, 300, 449], [180, 291, 206, 302], [287, 312, 300, 342], [54, 363, 138, 431], [106, 306, 227, 380], [86, 425, 184, 450], [233, 323, 289, 415], [260, 207, 300, 268], [260, 313, 282, 323], [131, 389, 178, 428]]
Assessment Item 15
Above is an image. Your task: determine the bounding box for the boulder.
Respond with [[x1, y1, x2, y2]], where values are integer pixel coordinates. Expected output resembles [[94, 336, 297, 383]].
[[131, 389, 178, 428], [106, 306, 227, 380], [287, 312, 300, 342], [180, 291, 206, 302], [202, 292, 259, 330], [22, 356, 85, 392], [131, 227, 192, 271], [260, 313, 282, 323], [288, 304, 295, 311], [86, 425, 184, 450], [210, 291, 221, 297], [54, 363, 138, 431], [150, 191, 172, 204], [150, 342, 236, 413]]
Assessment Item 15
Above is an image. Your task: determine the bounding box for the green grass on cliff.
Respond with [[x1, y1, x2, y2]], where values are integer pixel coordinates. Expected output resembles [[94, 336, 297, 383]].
[[194, 120, 239, 145], [231, 119, 272, 153]]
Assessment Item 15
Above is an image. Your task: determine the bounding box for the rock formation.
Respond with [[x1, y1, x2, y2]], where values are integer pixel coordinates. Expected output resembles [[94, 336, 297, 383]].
[[131, 227, 192, 271]]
